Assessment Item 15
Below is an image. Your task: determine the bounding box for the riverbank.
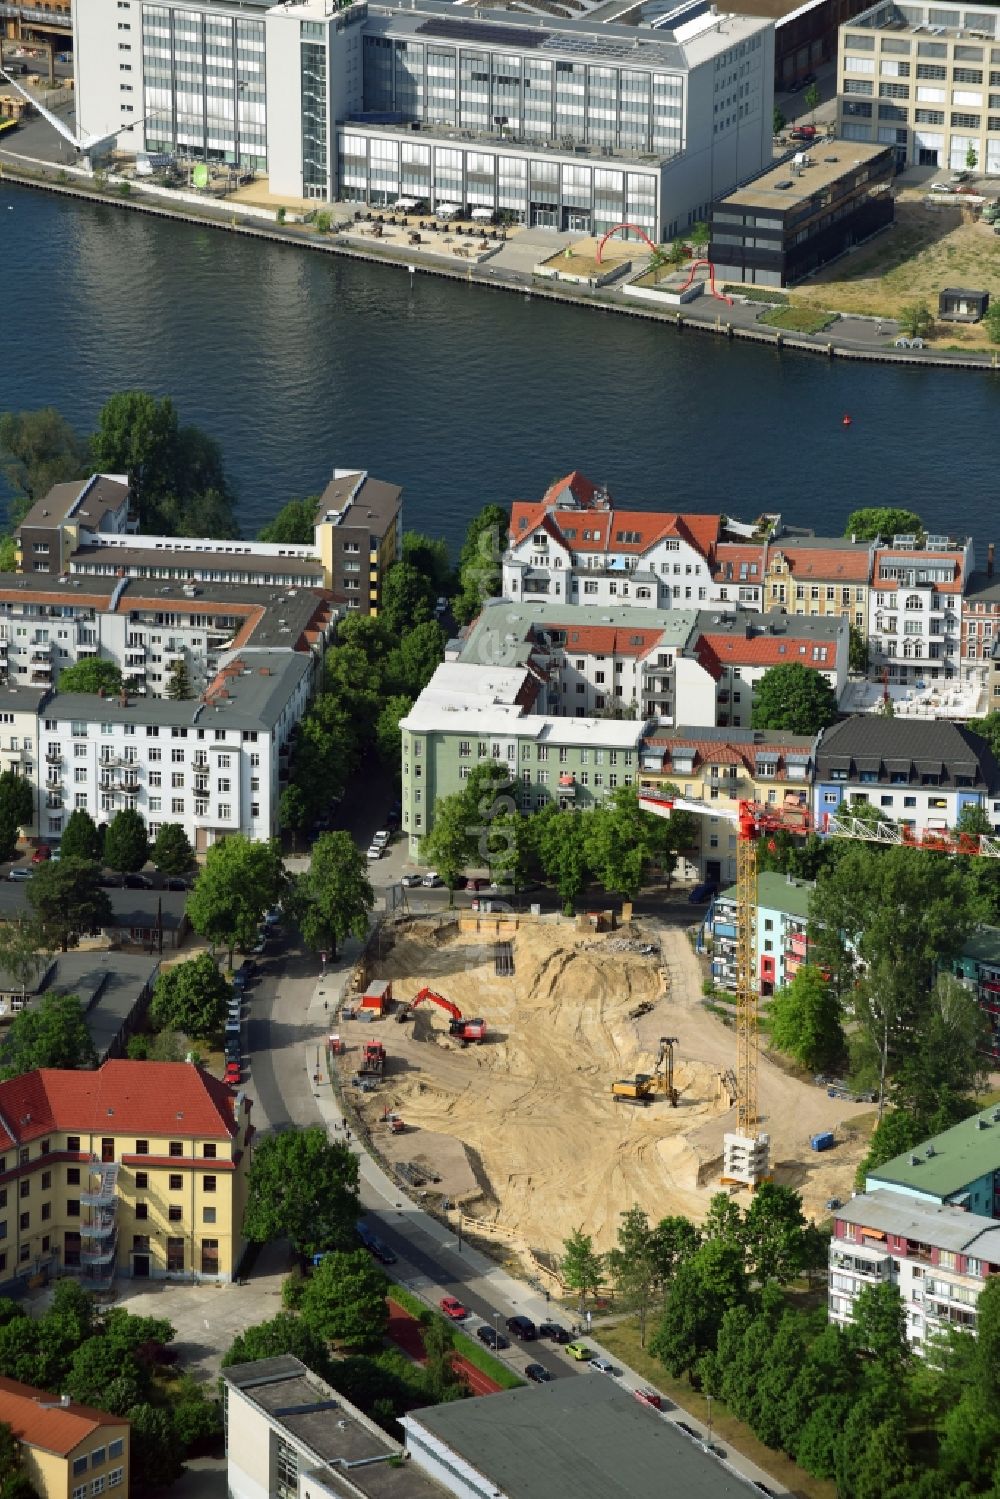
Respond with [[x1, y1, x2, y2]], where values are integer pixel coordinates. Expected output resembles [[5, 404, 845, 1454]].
[[5, 153, 1000, 377]]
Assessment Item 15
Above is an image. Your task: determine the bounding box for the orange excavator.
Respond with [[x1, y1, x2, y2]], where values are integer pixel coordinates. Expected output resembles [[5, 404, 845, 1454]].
[[396, 987, 487, 1045]]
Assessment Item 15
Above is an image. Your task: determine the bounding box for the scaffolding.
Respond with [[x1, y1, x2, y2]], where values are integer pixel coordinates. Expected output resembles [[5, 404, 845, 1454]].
[[77, 1159, 119, 1293]]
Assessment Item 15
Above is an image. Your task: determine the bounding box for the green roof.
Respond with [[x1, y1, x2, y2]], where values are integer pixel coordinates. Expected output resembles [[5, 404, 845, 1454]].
[[718, 870, 814, 922], [868, 1099, 1000, 1199], [960, 927, 1000, 966]]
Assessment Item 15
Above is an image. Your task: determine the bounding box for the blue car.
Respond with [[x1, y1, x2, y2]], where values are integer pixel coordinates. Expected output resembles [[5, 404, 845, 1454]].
[[688, 880, 719, 904]]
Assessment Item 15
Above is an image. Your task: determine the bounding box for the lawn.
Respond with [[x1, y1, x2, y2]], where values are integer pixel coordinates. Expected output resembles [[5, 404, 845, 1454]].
[[758, 304, 837, 334], [388, 1282, 523, 1390], [596, 1318, 837, 1499]]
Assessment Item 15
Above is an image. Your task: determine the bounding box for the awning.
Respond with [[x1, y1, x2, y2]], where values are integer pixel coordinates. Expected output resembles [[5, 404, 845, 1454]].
[[471, 207, 493, 220], [395, 197, 418, 210], [435, 203, 462, 217]]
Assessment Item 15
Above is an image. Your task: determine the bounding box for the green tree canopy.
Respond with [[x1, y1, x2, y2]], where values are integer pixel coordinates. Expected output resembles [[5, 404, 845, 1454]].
[[103, 808, 149, 878], [379, 561, 437, 639], [533, 805, 592, 914], [0, 921, 49, 1002], [151, 822, 195, 878], [0, 1416, 39, 1499], [751, 663, 838, 734], [278, 785, 311, 853], [402, 531, 453, 594], [27, 859, 111, 953], [560, 1227, 605, 1308], [257, 496, 318, 544], [374, 695, 413, 777], [584, 785, 696, 900], [967, 710, 1000, 761], [55, 658, 123, 696], [454, 504, 509, 624], [151, 953, 230, 1039], [844, 508, 923, 542], [0, 406, 89, 517], [59, 809, 104, 864], [243, 1127, 361, 1259], [222, 1312, 335, 1381], [126, 1404, 183, 1492], [387, 620, 446, 699], [290, 831, 373, 959], [186, 836, 286, 966], [299, 1250, 389, 1349], [606, 1207, 661, 1346], [0, 992, 96, 1078], [742, 1181, 809, 1285], [768, 964, 845, 1073], [650, 1237, 748, 1379], [165, 657, 193, 701], [420, 794, 475, 904]]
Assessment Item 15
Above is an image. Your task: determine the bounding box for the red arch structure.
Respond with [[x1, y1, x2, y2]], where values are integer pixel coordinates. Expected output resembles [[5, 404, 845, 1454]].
[[595, 222, 657, 262], [595, 225, 734, 307], [678, 258, 733, 306]]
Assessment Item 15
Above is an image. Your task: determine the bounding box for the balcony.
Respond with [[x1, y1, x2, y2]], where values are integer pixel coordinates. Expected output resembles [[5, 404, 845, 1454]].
[[124, 661, 146, 676], [45, 748, 61, 764], [76, 643, 98, 658], [787, 931, 809, 958], [164, 644, 185, 661]]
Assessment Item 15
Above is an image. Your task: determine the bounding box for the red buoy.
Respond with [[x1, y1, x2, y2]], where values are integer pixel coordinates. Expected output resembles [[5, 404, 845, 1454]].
[[842, 414, 852, 426]]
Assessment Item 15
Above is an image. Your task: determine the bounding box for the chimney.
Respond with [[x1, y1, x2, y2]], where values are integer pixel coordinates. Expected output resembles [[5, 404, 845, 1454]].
[[989, 543, 995, 579]]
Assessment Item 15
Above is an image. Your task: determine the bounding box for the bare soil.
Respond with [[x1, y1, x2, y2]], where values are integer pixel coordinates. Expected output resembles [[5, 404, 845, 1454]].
[[336, 918, 874, 1263]]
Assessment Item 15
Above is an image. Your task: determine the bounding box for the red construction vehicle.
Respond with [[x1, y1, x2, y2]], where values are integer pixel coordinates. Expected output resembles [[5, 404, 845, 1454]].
[[359, 1040, 386, 1076], [396, 987, 486, 1044]]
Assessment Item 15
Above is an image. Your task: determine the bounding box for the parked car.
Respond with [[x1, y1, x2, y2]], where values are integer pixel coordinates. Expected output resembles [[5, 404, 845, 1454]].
[[476, 1324, 509, 1350], [439, 1296, 468, 1320], [372, 830, 391, 849], [422, 872, 444, 888], [589, 1357, 617, 1375], [687, 879, 718, 903], [366, 845, 384, 861], [826, 1197, 842, 1212], [506, 1315, 537, 1340], [524, 1363, 551, 1383], [224, 1062, 242, 1085], [164, 876, 190, 891], [31, 845, 52, 864], [263, 906, 282, 927], [6, 867, 32, 882], [790, 124, 818, 139], [401, 873, 422, 888], [122, 872, 153, 889], [370, 1239, 397, 1265], [634, 1389, 663, 1410], [951, 169, 971, 183], [467, 877, 488, 892], [566, 1341, 593, 1361], [538, 1322, 571, 1345]]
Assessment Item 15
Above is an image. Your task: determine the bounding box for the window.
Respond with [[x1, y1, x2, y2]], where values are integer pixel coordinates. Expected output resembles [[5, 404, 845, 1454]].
[[92, 1478, 105, 1496], [135, 1203, 148, 1221], [73, 1459, 89, 1478], [166, 1236, 184, 1272], [203, 1206, 216, 1224], [135, 1139, 148, 1155], [203, 1144, 216, 1159], [168, 1205, 182, 1223], [91, 1448, 106, 1469], [169, 1174, 182, 1191], [203, 1175, 217, 1193], [18, 1212, 27, 1232], [135, 1171, 148, 1190], [108, 1443, 124, 1461], [18, 1181, 28, 1200], [201, 1238, 219, 1273], [108, 1471, 124, 1489], [67, 1136, 81, 1152]]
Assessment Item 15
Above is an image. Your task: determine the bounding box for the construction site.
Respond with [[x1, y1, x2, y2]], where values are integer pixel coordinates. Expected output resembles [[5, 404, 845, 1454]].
[[332, 912, 874, 1271]]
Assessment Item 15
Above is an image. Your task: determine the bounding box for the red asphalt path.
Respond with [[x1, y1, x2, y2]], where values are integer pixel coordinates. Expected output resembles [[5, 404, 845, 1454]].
[[387, 1299, 503, 1395]]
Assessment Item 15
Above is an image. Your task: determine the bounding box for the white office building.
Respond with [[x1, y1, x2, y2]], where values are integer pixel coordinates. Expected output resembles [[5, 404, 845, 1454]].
[[74, 0, 774, 241]]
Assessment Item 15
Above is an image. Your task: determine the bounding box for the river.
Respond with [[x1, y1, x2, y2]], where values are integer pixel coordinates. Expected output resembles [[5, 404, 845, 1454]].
[[2, 180, 997, 551]]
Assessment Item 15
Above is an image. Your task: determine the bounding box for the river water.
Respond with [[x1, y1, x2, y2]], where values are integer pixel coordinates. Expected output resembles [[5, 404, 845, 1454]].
[[2, 181, 997, 551]]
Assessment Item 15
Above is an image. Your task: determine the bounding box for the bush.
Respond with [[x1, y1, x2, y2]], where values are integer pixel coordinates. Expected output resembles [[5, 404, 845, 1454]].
[[276, 206, 286, 225], [315, 211, 332, 233], [118, 181, 131, 197], [722, 285, 788, 304]]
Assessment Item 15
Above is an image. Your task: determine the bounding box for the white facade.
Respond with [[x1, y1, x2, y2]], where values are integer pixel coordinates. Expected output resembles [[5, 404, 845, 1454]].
[[867, 542, 970, 684], [505, 524, 718, 611], [37, 652, 313, 849]]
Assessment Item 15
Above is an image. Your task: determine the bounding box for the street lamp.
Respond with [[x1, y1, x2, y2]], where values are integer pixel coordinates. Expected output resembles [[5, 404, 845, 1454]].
[[706, 1394, 714, 1450]]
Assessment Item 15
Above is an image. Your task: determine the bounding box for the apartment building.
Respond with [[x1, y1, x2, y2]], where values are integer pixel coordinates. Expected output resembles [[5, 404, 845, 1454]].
[[37, 649, 314, 849], [504, 473, 722, 611], [954, 926, 1000, 1062], [829, 1189, 1000, 1352], [763, 537, 875, 637], [866, 1097, 1000, 1215], [696, 611, 848, 727], [867, 534, 971, 682], [0, 686, 45, 838], [0, 573, 338, 699], [399, 661, 646, 856], [711, 542, 768, 609], [75, 0, 774, 244], [638, 726, 817, 885], [836, 0, 1000, 173], [709, 870, 816, 993], [813, 715, 1000, 833], [224, 1355, 444, 1499], [18, 469, 401, 615], [961, 554, 1000, 675], [0, 1377, 129, 1499], [0, 1060, 251, 1293]]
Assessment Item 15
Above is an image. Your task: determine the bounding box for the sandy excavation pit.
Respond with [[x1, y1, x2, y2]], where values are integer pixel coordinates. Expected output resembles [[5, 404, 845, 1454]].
[[339, 918, 872, 1263]]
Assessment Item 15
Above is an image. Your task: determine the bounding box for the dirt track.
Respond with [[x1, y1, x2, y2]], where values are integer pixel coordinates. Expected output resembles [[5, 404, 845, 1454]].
[[341, 918, 872, 1261]]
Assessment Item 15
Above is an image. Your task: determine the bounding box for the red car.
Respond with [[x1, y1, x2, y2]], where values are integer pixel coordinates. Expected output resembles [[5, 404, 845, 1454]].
[[634, 1389, 663, 1410], [31, 846, 52, 864], [224, 1063, 242, 1085], [439, 1296, 468, 1320]]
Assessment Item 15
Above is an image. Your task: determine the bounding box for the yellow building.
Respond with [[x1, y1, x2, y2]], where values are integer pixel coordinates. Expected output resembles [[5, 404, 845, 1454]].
[[0, 1376, 128, 1499], [639, 726, 818, 885], [764, 540, 874, 638], [0, 1060, 251, 1291]]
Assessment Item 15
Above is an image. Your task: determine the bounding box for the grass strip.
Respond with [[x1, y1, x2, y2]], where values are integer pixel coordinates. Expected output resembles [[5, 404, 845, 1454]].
[[389, 1282, 523, 1389]]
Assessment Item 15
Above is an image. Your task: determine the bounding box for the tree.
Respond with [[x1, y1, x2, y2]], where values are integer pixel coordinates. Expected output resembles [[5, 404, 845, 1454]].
[[375, 694, 413, 777], [650, 1238, 747, 1379], [291, 831, 373, 960], [55, 658, 123, 696], [0, 406, 88, 513], [243, 1127, 360, 1259], [103, 808, 149, 881], [851, 1280, 909, 1374], [848, 624, 869, 675], [561, 1228, 604, 1310], [0, 1419, 39, 1499], [835, 1402, 912, 1499], [955, 802, 993, 837], [648, 1215, 701, 1288], [257, 496, 318, 545], [984, 302, 1000, 347], [420, 1313, 462, 1401], [966, 141, 979, 170], [0, 992, 96, 1078], [768, 964, 845, 1073], [898, 300, 934, 340], [702, 1190, 743, 1245], [299, 1250, 389, 1349], [751, 663, 838, 734], [126, 1404, 183, 1492], [165, 657, 193, 701], [893, 973, 991, 1105], [186, 836, 286, 966], [151, 953, 230, 1038], [804, 81, 820, 119], [222, 1312, 335, 1380], [454, 504, 510, 624], [855, 1090, 974, 1188], [773, 105, 786, 134], [379, 562, 437, 639], [844, 508, 923, 541], [65, 1338, 145, 1415], [151, 822, 195, 878], [483, 810, 534, 892], [278, 785, 311, 855], [742, 1181, 808, 1285], [59, 809, 103, 864], [690, 220, 710, 253], [27, 859, 111, 953], [533, 806, 591, 915], [420, 795, 474, 905], [585, 786, 695, 900], [0, 921, 49, 1006], [968, 711, 1000, 761], [667, 237, 687, 267], [391, 620, 446, 698], [606, 1207, 660, 1346], [402, 532, 453, 596]]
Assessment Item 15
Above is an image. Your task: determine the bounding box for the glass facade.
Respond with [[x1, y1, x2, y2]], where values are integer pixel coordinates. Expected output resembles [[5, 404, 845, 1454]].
[[141, 3, 265, 167], [301, 24, 328, 197], [360, 32, 683, 154]]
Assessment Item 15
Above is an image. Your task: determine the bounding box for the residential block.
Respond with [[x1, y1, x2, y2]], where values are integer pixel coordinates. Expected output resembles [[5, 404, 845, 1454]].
[[0, 1377, 129, 1499]]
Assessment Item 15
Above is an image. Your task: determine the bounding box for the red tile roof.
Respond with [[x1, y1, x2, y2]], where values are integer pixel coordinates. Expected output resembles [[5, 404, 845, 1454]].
[[873, 549, 965, 593], [508, 482, 720, 562], [545, 623, 665, 657], [770, 546, 872, 582], [712, 543, 767, 583], [697, 633, 837, 671], [0, 1062, 240, 1149], [0, 1377, 125, 1457], [649, 733, 814, 780], [541, 471, 601, 509]]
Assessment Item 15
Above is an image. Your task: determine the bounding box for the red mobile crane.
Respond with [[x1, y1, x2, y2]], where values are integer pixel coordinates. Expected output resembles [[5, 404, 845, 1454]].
[[396, 987, 487, 1044]]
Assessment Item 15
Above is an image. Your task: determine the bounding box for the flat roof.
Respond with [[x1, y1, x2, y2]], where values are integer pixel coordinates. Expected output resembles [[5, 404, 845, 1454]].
[[720, 142, 891, 214], [0, 686, 49, 715], [841, 1189, 1000, 1261], [403, 1374, 744, 1499], [69, 545, 325, 580], [719, 870, 813, 921], [0, 884, 189, 931], [868, 1100, 1000, 1198], [462, 600, 700, 665], [0, 953, 161, 1062], [401, 661, 645, 744], [845, 0, 1000, 41]]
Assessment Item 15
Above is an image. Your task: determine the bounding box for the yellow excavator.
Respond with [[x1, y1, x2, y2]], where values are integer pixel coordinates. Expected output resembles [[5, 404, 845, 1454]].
[[611, 1037, 679, 1107]]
